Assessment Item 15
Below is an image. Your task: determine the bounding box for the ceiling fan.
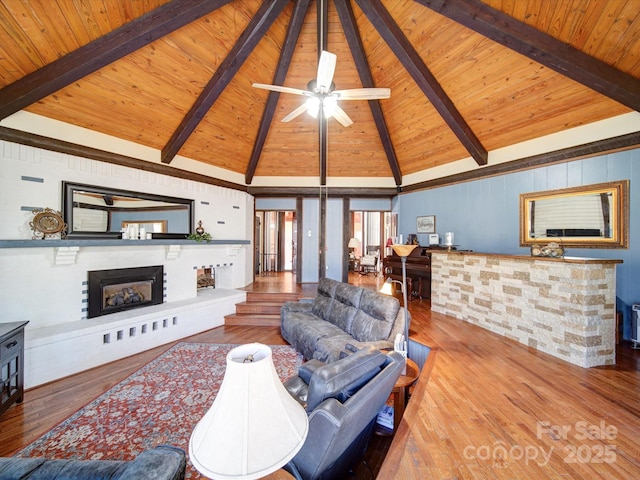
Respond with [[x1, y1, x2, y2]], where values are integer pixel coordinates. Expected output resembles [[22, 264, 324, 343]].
[[252, 50, 390, 127]]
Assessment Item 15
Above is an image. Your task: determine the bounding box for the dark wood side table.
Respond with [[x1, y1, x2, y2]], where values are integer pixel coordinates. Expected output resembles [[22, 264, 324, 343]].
[[376, 357, 420, 435], [1, 321, 29, 416]]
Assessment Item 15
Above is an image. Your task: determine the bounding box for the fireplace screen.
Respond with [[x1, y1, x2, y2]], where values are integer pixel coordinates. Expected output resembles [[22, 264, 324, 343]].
[[88, 265, 164, 318]]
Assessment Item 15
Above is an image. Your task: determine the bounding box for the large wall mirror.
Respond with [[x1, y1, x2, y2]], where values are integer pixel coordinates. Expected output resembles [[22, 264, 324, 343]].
[[520, 180, 628, 248], [63, 182, 194, 239]]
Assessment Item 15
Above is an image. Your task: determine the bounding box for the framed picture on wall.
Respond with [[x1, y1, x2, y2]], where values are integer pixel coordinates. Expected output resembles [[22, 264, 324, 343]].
[[417, 215, 436, 234]]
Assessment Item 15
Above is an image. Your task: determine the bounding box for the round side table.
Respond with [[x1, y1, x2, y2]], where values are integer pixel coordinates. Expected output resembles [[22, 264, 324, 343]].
[[375, 357, 420, 435]]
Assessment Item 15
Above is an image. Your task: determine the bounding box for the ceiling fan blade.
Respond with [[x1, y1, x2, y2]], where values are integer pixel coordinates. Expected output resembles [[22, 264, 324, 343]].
[[332, 105, 353, 127], [332, 88, 391, 100], [281, 103, 310, 123], [316, 51, 337, 92], [252, 83, 308, 96]]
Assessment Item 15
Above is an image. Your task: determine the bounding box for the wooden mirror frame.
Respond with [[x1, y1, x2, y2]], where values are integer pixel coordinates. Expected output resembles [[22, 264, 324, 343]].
[[520, 180, 629, 249]]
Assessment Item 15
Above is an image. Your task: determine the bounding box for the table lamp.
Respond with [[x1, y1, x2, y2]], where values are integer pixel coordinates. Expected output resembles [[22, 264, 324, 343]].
[[189, 343, 309, 479]]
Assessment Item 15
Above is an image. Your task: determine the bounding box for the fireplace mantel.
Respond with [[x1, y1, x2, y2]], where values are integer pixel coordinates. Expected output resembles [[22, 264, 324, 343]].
[[0, 239, 249, 247], [0, 239, 249, 264]]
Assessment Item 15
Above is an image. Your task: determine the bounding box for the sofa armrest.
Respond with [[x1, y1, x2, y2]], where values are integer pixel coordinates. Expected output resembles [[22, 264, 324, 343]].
[[120, 445, 186, 480], [298, 359, 325, 383], [282, 301, 314, 314], [284, 359, 325, 409]]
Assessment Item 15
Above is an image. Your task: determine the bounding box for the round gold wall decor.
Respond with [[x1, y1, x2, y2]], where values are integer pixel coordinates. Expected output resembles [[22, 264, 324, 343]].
[[30, 208, 67, 239]]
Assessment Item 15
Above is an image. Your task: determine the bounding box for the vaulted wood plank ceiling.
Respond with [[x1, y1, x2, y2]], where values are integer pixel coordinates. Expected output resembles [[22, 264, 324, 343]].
[[0, 0, 638, 191]]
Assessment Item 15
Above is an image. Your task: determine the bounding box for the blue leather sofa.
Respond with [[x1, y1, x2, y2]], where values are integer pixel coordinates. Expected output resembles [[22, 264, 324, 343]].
[[0, 445, 186, 480], [281, 277, 406, 362]]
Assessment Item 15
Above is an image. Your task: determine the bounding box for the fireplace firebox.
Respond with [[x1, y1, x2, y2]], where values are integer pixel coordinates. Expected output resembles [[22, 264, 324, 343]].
[[88, 265, 164, 318]]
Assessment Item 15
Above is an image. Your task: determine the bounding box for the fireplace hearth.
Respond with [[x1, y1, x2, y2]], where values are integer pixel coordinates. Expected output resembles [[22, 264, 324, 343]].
[[88, 265, 164, 318]]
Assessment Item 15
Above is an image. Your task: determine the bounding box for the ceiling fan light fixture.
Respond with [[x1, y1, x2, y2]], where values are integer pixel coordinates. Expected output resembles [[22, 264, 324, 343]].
[[306, 96, 320, 118], [253, 50, 389, 126], [323, 96, 337, 117]]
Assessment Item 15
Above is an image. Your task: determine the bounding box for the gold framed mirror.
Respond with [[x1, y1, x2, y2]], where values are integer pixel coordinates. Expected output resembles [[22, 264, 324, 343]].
[[520, 180, 629, 248]]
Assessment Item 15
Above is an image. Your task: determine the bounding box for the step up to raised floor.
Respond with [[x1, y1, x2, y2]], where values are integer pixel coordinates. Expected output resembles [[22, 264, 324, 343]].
[[245, 292, 301, 303], [224, 313, 281, 327], [224, 291, 301, 327], [235, 301, 284, 315]]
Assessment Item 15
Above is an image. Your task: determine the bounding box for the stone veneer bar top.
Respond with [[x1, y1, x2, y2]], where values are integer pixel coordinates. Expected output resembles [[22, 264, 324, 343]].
[[430, 251, 622, 367], [430, 250, 623, 264]]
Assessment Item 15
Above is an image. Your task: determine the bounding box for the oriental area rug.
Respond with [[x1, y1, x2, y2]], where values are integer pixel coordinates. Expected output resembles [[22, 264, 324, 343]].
[[16, 342, 303, 479]]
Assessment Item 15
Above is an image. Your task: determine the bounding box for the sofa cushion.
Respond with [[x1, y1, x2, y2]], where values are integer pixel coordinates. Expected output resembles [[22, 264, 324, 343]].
[[313, 333, 358, 363], [350, 289, 400, 342], [281, 311, 346, 360], [326, 282, 362, 332], [311, 277, 338, 321]]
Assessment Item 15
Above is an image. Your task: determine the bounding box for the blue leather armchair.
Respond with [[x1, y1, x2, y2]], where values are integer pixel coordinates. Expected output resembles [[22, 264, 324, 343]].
[[283, 346, 404, 480]]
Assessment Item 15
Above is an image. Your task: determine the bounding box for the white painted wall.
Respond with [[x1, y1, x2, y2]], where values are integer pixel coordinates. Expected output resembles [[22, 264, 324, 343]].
[[0, 140, 254, 330]]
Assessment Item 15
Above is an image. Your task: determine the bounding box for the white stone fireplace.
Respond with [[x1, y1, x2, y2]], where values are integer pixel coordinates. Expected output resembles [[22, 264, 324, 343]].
[[0, 139, 255, 388]]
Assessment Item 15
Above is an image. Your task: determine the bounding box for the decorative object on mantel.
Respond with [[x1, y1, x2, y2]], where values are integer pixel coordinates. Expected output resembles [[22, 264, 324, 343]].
[[30, 208, 67, 239], [530, 235, 565, 258], [187, 220, 211, 242]]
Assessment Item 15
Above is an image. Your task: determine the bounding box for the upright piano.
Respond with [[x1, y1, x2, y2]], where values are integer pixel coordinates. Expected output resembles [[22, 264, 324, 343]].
[[383, 246, 449, 299]]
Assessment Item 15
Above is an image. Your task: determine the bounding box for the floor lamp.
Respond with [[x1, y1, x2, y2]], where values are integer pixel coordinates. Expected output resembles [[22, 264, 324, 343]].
[[386, 244, 417, 358]]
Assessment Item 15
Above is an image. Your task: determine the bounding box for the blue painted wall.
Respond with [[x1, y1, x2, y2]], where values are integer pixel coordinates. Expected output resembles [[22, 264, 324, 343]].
[[110, 209, 190, 233], [396, 148, 639, 339], [326, 198, 344, 281], [255, 198, 297, 210], [301, 197, 320, 283]]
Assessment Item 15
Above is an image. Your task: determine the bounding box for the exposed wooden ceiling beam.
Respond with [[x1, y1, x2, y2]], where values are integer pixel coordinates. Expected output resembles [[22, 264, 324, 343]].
[[416, 0, 640, 112], [355, 0, 488, 166], [245, 0, 312, 185], [0, 0, 233, 120], [401, 131, 640, 193], [161, 0, 289, 164], [335, 0, 402, 186], [318, 0, 329, 186]]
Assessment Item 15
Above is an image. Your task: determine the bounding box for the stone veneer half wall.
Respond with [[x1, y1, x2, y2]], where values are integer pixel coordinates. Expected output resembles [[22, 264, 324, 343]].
[[430, 251, 622, 367]]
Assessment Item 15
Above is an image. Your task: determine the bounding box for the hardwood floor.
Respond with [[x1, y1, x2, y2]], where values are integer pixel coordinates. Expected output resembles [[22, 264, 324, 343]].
[[2, 271, 638, 480], [382, 292, 640, 478]]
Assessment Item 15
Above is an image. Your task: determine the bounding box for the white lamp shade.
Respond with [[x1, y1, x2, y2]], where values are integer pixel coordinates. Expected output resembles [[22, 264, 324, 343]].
[[379, 278, 395, 296], [189, 343, 309, 479]]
